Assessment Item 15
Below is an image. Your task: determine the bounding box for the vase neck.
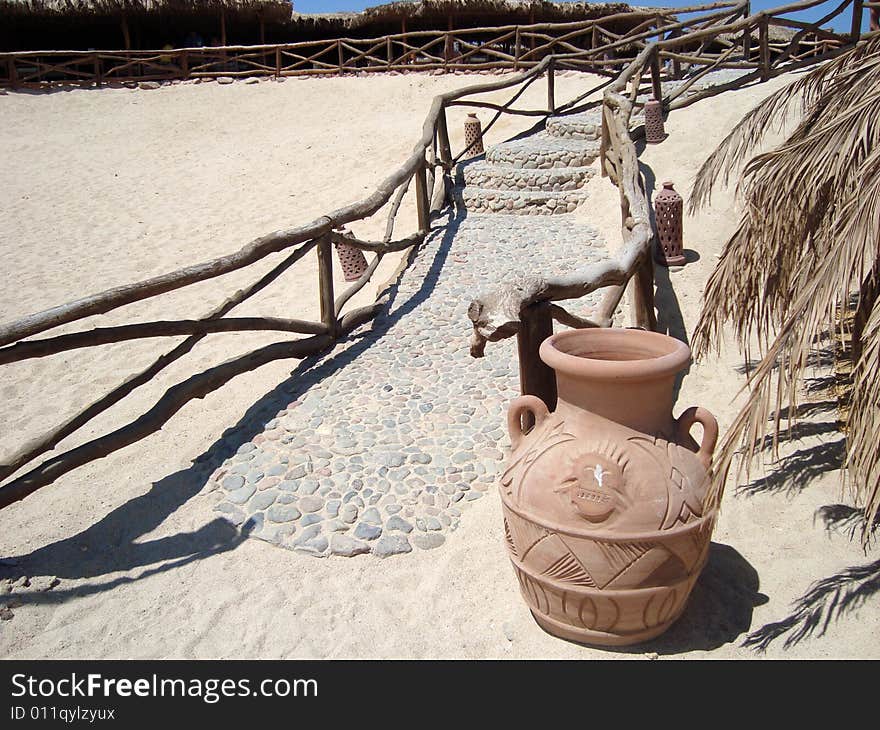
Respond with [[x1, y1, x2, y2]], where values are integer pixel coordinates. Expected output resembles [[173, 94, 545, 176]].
[[554, 373, 677, 436]]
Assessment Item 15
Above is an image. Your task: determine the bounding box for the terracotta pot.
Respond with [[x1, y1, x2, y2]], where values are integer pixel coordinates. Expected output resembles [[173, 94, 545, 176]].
[[464, 113, 484, 156], [644, 97, 665, 144], [654, 181, 686, 267], [500, 328, 718, 647]]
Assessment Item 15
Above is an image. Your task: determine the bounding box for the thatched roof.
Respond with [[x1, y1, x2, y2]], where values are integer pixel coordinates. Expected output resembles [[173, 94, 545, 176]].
[[0, 0, 294, 19], [358, 1, 632, 22], [289, 1, 638, 35]]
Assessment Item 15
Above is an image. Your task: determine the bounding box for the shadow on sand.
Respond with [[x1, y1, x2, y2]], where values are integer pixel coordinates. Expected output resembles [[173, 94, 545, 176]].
[[1, 207, 466, 602]]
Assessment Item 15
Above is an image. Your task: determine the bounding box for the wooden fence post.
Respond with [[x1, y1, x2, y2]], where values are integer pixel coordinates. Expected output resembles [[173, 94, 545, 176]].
[[547, 57, 555, 114], [275, 47, 281, 77], [317, 236, 338, 337], [436, 106, 452, 167], [415, 157, 430, 231], [670, 29, 682, 79], [514, 26, 521, 69], [180, 50, 188, 80], [851, 0, 864, 41], [742, 1, 752, 62], [93, 53, 102, 86], [650, 48, 663, 104], [517, 301, 557, 424], [630, 253, 657, 331], [759, 15, 770, 81], [337, 39, 344, 74], [387, 36, 393, 68]]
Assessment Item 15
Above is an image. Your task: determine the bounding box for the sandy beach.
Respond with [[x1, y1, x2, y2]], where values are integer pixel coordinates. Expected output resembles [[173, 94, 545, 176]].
[[0, 68, 877, 659]]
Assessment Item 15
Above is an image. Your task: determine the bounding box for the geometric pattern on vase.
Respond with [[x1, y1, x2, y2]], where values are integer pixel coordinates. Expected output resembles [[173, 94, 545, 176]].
[[654, 181, 686, 266], [464, 113, 484, 156]]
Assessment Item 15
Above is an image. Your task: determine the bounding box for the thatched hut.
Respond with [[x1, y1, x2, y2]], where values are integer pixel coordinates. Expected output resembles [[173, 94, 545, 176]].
[[0, 0, 654, 52], [0, 0, 295, 51]]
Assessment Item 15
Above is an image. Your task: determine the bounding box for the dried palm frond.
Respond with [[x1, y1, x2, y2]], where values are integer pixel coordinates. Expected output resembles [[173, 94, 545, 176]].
[[690, 33, 880, 544]]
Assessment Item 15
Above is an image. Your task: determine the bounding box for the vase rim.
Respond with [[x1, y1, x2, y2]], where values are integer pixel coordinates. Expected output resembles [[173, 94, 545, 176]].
[[539, 328, 690, 382]]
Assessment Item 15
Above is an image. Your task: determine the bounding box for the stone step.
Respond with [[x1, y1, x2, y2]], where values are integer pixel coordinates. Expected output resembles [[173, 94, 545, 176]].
[[486, 133, 601, 170], [457, 160, 595, 193], [453, 186, 585, 216], [545, 110, 602, 140]]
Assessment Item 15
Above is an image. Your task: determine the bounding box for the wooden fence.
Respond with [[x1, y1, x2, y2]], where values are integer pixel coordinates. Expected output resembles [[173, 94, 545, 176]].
[[466, 0, 860, 409], [0, 0, 863, 509], [0, 2, 840, 89]]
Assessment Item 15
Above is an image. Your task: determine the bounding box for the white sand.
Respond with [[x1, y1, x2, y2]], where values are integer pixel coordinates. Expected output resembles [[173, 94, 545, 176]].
[[0, 70, 876, 659]]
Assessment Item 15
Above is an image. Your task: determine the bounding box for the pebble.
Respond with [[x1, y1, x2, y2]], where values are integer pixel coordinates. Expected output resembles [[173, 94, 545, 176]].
[[299, 496, 324, 513], [412, 533, 445, 550], [372, 535, 412, 557], [250, 491, 277, 511], [331, 534, 371, 557], [354, 522, 382, 541], [227, 484, 256, 505], [340, 503, 358, 524], [386, 516, 413, 533], [267, 505, 301, 523]]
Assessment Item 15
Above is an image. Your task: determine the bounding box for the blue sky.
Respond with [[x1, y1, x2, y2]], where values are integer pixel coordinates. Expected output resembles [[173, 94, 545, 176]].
[[293, 1, 863, 33]]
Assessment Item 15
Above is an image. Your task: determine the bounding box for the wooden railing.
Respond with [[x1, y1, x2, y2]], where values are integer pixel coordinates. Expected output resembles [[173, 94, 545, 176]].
[[466, 0, 857, 410], [2, 4, 767, 88], [0, 1, 861, 509]]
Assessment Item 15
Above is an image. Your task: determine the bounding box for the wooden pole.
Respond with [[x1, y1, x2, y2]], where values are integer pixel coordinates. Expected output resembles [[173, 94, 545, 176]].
[[742, 1, 752, 62], [851, 0, 864, 41], [517, 301, 557, 426], [671, 29, 683, 78], [650, 48, 662, 103], [317, 236, 337, 336], [338, 38, 344, 74], [436, 106, 452, 167], [180, 50, 188, 80], [275, 47, 281, 77], [387, 36, 393, 68], [93, 53, 102, 86], [514, 26, 521, 69], [759, 15, 770, 80], [8, 56, 17, 90], [121, 16, 131, 50], [547, 57, 555, 113], [630, 254, 657, 330], [415, 157, 430, 232]]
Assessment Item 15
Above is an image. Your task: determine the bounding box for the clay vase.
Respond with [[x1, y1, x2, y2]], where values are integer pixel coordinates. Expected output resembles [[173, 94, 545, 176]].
[[500, 328, 718, 647], [464, 113, 484, 156], [654, 181, 686, 267], [644, 97, 665, 144]]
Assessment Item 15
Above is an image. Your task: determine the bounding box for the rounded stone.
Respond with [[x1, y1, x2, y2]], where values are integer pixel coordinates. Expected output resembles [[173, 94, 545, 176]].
[[299, 495, 324, 513], [267, 504, 302, 523]]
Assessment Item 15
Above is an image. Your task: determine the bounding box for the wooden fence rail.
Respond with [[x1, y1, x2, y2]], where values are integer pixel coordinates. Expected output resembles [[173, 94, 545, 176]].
[[0, 0, 862, 509]]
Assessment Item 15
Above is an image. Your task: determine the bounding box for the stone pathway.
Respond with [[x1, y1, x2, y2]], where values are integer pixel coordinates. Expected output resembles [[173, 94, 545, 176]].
[[204, 70, 755, 557]]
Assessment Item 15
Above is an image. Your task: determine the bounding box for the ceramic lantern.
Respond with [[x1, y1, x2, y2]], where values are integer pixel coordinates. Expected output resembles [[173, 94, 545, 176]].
[[654, 181, 686, 267], [501, 328, 718, 646], [333, 228, 369, 282], [644, 98, 665, 144], [464, 113, 484, 156]]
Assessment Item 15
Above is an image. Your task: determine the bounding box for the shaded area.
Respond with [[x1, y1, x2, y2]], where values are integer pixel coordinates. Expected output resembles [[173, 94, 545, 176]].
[[743, 558, 880, 651], [737, 437, 845, 497], [613, 543, 767, 655], [0, 211, 462, 598]]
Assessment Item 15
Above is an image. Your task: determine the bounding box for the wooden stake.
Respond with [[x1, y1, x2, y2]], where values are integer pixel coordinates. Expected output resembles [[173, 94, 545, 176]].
[[851, 0, 864, 41], [436, 106, 452, 167], [338, 39, 344, 73], [759, 16, 770, 80], [742, 1, 752, 61], [547, 57, 555, 113], [650, 48, 662, 102], [317, 236, 337, 336], [630, 254, 657, 331], [514, 26, 521, 69], [517, 302, 557, 425], [415, 158, 430, 232]]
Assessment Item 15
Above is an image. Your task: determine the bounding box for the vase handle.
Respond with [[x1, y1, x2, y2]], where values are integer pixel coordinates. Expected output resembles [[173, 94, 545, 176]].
[[676, 406, 719, 471], [507, 395, 550, 451]]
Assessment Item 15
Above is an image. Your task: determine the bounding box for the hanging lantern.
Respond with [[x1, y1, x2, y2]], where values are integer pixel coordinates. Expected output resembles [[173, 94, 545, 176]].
[[654, 181, 686, 267], [464, 113, 484, 156], [333, 227, 369, 282], [644, 97, 665, 144]]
